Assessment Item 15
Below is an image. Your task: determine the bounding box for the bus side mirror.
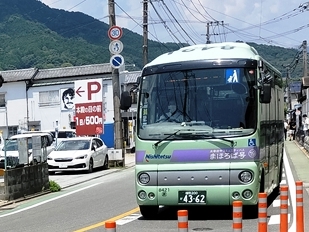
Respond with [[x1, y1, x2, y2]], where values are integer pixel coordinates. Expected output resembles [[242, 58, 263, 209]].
[[0, 74, 3, 88], [120, 91, 132, 110], [259, 83, 271, 103]]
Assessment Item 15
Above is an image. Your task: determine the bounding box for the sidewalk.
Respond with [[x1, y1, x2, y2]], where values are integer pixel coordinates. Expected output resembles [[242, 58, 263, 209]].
[[284, 140, 309, 194]]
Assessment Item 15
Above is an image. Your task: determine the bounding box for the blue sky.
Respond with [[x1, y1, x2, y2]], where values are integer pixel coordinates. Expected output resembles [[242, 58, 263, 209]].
[[40, 0, 309, 49]]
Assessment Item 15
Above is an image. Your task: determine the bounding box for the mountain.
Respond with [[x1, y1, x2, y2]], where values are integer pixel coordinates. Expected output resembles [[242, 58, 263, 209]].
[[0, 0, 305, 79]]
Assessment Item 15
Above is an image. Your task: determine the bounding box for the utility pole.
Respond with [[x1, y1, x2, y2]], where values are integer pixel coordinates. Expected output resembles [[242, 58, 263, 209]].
[[143, 0, 148, 66], [303, 40, 308, 78], [206, 22, 210, 44], [302, 40, 309, 117], [203, 21, 226, 44], [108, 0, 124, 166], [286, 66, 292, 113]]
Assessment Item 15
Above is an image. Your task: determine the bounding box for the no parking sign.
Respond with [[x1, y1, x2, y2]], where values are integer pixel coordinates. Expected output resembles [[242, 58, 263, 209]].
[[110, 54, 124, 69]]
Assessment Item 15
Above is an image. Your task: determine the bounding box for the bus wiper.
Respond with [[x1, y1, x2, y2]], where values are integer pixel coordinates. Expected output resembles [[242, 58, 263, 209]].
[[178, 133, 235, 147], [153, 130, 182, 147], [153, 130, 235, 148]]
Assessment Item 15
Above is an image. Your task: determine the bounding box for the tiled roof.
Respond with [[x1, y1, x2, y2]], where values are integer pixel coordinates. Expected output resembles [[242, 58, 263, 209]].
[[0, 63, 113, 83], [35, 63, 112, 80], [124, 71, 141, 84], [0, 68, 38, 82]]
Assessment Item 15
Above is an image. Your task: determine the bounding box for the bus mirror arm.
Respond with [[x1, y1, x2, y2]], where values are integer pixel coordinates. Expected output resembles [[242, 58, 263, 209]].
[[255, 71, 272, 104]]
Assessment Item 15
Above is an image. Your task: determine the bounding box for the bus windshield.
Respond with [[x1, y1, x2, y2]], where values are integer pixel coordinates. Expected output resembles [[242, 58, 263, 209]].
[[138, 67, 257, 140]]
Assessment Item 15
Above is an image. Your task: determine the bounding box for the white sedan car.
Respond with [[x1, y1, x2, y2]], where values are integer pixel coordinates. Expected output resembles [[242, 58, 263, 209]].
[[47, 137, 109, 174]]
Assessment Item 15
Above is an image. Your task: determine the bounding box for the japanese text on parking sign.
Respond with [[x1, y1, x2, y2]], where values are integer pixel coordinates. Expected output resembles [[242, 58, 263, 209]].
[[76, 104, 102, 113]]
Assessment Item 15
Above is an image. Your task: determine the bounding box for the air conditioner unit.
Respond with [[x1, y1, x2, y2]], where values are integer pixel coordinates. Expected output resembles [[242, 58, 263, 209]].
[[108, 149, 123, 161]]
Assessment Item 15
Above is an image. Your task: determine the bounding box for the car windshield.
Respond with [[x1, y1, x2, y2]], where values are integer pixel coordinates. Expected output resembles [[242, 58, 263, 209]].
[[2, 139, 33, 151], [56, 140, 90, 151], [49, 131, 76, 139], [58, 131, 76, 138]]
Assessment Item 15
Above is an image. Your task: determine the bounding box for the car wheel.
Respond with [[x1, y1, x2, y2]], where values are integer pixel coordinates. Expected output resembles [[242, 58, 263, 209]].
[[103, 155, 109, 170], [88, 158, 94, 173]]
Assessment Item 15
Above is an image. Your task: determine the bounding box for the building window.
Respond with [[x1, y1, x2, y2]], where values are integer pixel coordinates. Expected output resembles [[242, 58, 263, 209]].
[[0, 93, 5, 108], [39, 90, 59, 106], [8, 126, 18, 137]]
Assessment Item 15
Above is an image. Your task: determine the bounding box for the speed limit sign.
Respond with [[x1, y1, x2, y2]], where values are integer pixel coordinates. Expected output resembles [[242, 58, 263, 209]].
[[108, 25, 123, 40]]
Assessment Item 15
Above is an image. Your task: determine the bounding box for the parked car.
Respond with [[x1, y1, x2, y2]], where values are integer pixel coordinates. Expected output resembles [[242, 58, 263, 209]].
[[0, 132, 55, 167], [43, 129, 76, 140], [0, 132, 4, 151], [47, 137, 109, 174], [43, 129, 76, 147]]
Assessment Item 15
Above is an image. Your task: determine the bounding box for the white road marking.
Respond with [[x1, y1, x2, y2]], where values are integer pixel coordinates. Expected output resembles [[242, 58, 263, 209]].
[[283, 149, 296, 232], [268, 214, 290, 225], [0, 183, 100, 218], [267, 149, 295, 229], [116, 213, 141, 225]]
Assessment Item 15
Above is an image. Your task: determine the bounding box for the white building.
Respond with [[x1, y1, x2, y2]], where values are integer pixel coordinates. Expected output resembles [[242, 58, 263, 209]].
[[0, 63, 127, 141]]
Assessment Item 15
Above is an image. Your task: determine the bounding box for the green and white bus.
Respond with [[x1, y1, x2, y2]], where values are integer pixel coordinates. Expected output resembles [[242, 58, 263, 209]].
[[134, 42, 284, 218]]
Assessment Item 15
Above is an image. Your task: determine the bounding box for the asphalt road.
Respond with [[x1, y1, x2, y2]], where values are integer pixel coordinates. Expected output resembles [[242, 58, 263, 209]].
[[0, 145, 307, 232]]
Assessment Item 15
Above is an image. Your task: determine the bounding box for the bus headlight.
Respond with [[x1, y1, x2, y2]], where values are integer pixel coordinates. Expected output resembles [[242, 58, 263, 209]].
[[138, 173, 150, 185], [239, 171, 253, 183]]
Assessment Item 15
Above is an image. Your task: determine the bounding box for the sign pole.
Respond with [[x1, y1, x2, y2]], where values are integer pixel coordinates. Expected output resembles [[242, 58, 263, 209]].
[[108, 0, 125, 167]]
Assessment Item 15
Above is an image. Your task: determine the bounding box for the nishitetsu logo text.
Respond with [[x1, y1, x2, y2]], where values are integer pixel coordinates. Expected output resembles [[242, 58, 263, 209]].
[[145, 154, 171, 162]]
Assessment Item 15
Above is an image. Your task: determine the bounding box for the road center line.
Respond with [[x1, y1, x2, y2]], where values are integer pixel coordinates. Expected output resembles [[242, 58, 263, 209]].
[[73, 207, 140, 232]]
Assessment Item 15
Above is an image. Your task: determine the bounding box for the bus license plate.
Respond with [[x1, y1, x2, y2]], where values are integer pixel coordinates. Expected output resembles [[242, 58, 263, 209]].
[[178, 191, 206, 204]]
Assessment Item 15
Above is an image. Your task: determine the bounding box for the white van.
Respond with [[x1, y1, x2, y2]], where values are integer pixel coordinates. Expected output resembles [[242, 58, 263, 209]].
[[43, 129, 76, 146], [0, 132, 54, 168]]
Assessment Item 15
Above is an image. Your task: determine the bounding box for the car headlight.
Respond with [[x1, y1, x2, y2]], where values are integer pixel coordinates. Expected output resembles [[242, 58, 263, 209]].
[[138, 172, 150, 184], [76, 154, 88, 159], [239, 171, 253, 183], [47, 156, 53, 160]]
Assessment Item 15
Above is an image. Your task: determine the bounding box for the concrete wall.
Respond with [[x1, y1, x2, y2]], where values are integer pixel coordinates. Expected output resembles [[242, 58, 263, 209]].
[[0, 163, 49, 201]]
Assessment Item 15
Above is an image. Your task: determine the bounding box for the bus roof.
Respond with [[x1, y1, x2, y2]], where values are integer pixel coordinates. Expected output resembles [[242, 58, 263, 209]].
[[145, 42, 260, 67]]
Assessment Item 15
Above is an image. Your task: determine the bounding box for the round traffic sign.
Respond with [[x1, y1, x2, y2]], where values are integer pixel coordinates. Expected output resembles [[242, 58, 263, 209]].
[[109, 40, 123, 54], [110, 54, 124, 69], [108, 25, 123, 40]]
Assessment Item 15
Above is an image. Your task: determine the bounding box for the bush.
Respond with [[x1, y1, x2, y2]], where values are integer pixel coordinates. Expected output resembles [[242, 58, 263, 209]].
[[49, 180, 61, 192]]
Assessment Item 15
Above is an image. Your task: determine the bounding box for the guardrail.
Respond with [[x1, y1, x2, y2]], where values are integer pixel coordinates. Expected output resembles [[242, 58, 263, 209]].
[[105, 181, 305, 232]]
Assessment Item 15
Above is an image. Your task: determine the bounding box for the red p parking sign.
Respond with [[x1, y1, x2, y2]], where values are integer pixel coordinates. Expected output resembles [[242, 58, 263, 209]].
[[74, 79, 104, 136]]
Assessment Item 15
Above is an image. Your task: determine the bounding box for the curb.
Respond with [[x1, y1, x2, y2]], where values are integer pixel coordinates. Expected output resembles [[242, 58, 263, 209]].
[[294, 140, 309, 160], [0, 190, 52, 209]]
